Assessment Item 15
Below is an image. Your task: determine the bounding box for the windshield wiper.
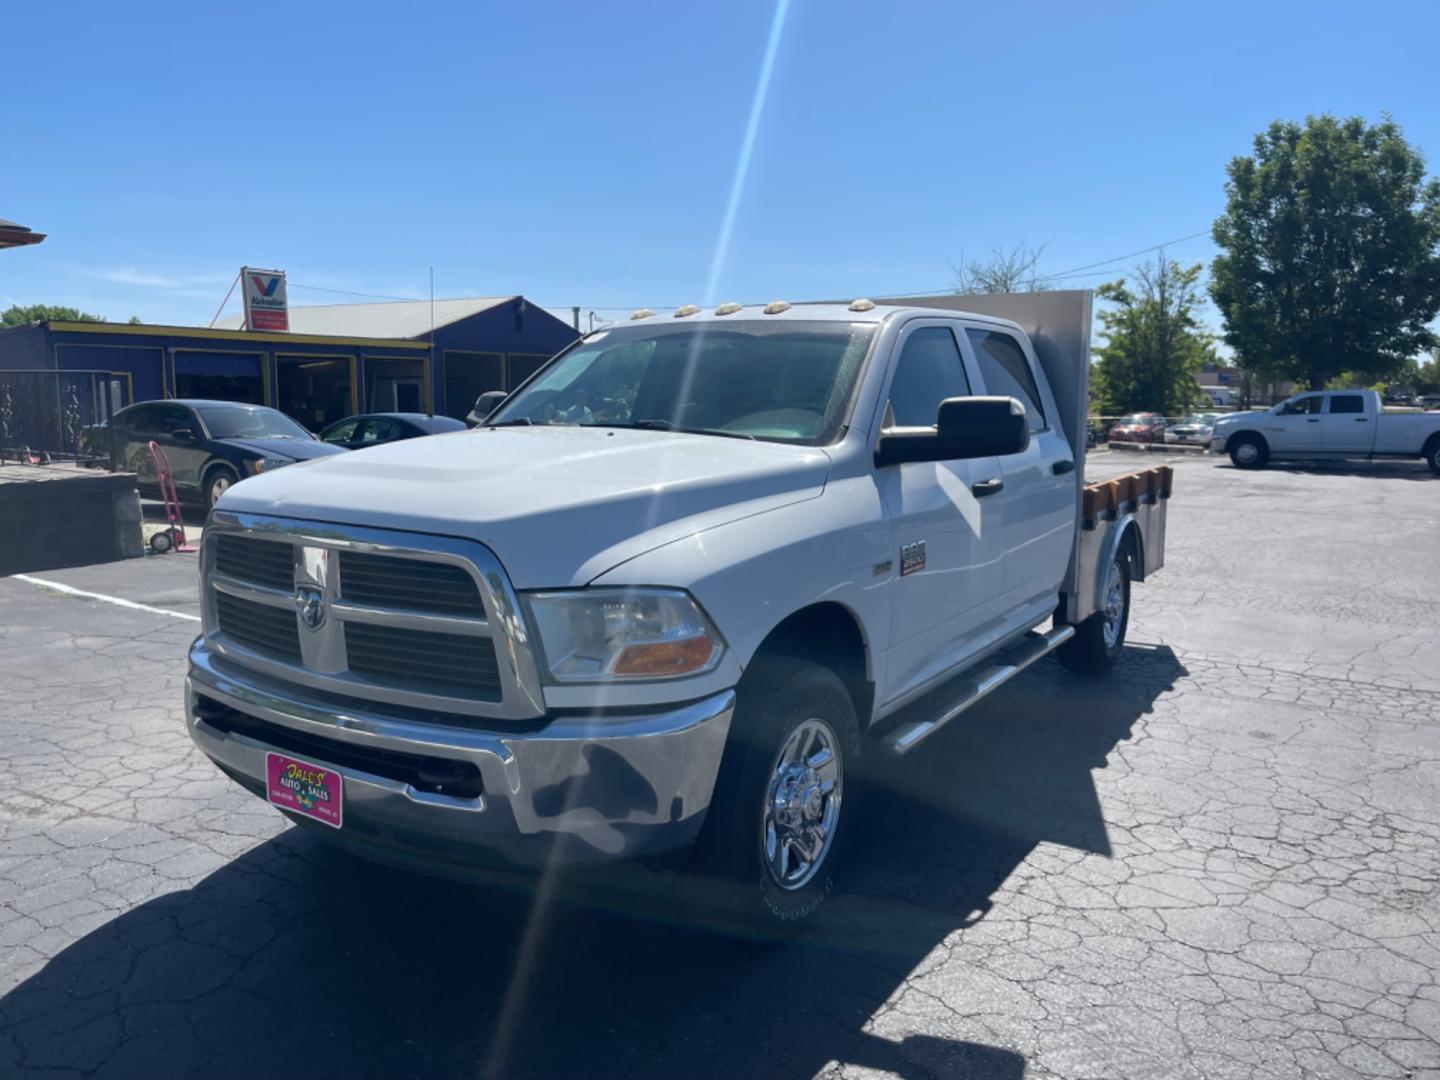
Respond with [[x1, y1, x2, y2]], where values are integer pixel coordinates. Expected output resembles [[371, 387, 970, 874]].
[[599, 420, 756, 441], [488, 418, 535, 427]]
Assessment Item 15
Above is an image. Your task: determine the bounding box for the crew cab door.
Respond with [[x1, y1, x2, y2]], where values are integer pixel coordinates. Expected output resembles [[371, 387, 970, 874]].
[[963, 327, 1074, 608], [1320, 392, 1374, 453], [875, 322, 1007, 702], [1267, 393, 1326, 452]]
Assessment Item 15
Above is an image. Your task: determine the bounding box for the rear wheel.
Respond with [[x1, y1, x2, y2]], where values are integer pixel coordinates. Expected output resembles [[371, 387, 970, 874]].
[[1229, 435, 1268, 469], [1058, 547, 1131, 676], [1424, 437, 1440, 477], [685, 658, 860, 940]]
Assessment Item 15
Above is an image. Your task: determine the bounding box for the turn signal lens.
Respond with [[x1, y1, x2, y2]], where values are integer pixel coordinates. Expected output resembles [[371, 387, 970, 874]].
[[613, 636, 715, 676]]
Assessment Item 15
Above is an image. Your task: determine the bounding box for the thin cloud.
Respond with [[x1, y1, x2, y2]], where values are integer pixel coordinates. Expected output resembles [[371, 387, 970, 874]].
[[87, 266, 233, 291]]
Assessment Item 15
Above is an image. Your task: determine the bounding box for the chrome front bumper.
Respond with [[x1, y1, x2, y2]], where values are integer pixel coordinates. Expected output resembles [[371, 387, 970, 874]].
[[185, 638, 735, 870]]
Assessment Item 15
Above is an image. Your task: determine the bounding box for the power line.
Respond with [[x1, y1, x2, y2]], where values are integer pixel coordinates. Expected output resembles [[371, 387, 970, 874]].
[[1045, 229, 1212, 279], [288, 283, 422, 301]]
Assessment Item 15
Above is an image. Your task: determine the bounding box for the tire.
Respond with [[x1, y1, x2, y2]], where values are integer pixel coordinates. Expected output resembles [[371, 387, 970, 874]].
[[1424, 437, 1440, 477], [1058, 545, 1131, 677], [203, 465, 238, 512], [1228, 434, 1268, 469], [685, 657, 861, 941], [149, 530, 173, 555]]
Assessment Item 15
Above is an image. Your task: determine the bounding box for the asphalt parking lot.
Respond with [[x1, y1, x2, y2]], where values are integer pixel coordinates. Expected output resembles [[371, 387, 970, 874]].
[[2, 453, 1438, 1080]]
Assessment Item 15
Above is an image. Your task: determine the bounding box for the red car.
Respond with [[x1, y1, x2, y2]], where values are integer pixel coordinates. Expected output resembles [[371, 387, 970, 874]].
[[1109, 412, 1168, 443]]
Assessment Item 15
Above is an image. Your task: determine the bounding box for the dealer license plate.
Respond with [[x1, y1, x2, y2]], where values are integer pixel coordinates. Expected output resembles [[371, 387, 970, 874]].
[[266, 752, 343, 829]]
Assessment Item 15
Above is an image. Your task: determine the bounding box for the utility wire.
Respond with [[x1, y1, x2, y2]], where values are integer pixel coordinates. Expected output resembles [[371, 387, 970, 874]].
[[222, 227, 1218, 320]]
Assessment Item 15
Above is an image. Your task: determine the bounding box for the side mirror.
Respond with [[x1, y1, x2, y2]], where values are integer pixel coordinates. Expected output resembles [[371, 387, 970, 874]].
[[171, 428, 195, 442], [874, 396, 1029, 468], [469, 390, 508, 426]]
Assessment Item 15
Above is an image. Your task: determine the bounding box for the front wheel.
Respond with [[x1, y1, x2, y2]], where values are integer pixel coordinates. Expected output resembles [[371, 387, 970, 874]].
[[1058, 548, 1131, 676], [203, 465, 238, 512], [1229, 435, 1268, 469], [685, 658, 861, 940]]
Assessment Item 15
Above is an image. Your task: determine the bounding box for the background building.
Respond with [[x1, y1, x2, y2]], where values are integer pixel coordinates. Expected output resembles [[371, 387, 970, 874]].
[[0, 296, 577, 454]]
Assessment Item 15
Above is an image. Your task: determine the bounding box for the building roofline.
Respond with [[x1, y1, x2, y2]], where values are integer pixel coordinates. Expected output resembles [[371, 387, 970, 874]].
[[43, 321, 430, 350]]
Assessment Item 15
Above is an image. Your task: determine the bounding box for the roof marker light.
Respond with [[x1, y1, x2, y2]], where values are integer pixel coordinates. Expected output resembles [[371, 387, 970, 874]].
[[763, 300, 791, 314], [674, 304, 701, 317], [848, 298, 877, 312], [630, 308, 656, 320], [714, 302, 743, 315]]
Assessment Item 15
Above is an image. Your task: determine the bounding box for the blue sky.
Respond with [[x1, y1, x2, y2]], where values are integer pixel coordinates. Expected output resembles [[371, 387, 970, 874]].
[[2, 0, 1437, 332]]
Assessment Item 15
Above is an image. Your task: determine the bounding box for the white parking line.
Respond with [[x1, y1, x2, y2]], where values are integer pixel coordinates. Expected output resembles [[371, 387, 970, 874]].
[[13, 574, 202, 623]]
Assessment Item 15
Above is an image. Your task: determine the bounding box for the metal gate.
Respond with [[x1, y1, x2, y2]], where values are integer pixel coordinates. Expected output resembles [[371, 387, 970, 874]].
[[0, 369, 131, 463]]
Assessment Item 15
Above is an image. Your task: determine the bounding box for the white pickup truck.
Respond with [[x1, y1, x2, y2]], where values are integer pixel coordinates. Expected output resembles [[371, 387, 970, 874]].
[[1211, 389, 1440, 474], [185, 291, 1170, 936]]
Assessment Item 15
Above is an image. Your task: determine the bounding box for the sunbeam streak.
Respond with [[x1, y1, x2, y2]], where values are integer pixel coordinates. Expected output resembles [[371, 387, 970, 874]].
[[703, 0, 791, 306]]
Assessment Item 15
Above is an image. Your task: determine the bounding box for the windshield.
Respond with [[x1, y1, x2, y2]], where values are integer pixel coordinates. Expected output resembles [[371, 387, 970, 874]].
[[1121, 414, 1154, 425], [486, 320, 877, 445], [199, 406, 313, 440]]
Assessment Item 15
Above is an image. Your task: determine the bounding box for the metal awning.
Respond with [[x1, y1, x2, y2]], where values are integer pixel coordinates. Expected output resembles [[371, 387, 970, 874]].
[[0, 219, 46, 250]]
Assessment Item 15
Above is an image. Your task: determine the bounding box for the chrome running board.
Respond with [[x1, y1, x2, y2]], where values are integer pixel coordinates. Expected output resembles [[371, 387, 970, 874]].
[[885, 624, 1076, 756]]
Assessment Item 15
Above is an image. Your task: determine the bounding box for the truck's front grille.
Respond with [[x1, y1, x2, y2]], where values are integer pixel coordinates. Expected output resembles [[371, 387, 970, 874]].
[[214, 534, 295, 592], [202, 519, 541, 721], [338, 551, 483, 617], [344, 623, 501, 701], [216, 591, 301, 663]]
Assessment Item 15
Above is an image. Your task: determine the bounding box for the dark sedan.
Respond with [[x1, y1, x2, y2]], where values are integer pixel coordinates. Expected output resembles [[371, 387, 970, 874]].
[[106, 399, 345, 510], [318, 412, 466, 449]]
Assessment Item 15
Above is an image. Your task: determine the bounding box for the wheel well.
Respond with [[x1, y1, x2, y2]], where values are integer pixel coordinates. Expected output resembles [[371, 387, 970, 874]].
[[1422, 432, 1440, 457], [204, 460, 239, 482], [1121, 521, 1145, 582], [1226, 429, 1266, 451], [748, 603, 874, 725]]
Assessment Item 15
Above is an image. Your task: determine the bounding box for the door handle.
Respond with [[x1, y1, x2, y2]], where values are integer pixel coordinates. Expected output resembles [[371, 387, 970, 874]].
[[1306, 418, 1320, 423], [1052, 459, 1075, 475], [971, 478, 1004, 497], [1354, 417, 1368, 422]]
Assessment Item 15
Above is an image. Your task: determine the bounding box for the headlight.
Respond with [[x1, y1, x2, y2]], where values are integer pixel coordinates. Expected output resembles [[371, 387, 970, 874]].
[[249, 456, 293, 475], [524, 588, 724, 682]]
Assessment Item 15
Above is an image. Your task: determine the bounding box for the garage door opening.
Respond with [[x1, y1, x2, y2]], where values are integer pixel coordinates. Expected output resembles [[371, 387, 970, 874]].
[[365, 357, 427, 413], [443, 351, 503, 421], [174, 351, 264, 405], [278, 356, 353, 431]]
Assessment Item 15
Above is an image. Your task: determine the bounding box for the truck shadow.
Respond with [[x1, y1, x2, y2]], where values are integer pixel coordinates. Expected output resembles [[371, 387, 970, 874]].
[[1, 645, 1183, 1080], [1217, 460, 1436, 481]]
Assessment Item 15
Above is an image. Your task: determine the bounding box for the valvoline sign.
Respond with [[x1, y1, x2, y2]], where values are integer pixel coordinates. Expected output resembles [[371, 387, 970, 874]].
[[241, 267, 289, 331]]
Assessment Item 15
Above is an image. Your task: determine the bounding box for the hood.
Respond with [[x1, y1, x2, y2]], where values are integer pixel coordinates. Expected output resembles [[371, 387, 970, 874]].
[[217, 426, 831, 588], [222, 436, 347, 460]]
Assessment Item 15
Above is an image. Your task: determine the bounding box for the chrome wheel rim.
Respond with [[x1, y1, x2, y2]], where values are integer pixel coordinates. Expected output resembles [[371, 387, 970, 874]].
[[210, 475, 231, 503], [1235, 442, 1258, 465], [761, 718, 842, 892], [1102, 558, 1125, 649]]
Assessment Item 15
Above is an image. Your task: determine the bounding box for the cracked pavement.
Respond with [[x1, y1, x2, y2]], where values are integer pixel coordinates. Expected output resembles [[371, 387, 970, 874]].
[[2, 454, 1438, 1079]]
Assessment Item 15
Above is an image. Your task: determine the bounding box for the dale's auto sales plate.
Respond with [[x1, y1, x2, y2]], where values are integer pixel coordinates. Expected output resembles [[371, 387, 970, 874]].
[[266, 752, 342, 829]]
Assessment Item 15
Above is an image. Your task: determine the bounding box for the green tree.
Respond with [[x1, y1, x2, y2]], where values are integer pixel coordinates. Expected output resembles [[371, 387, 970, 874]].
[[1, 304, 108, 327], [1092, 256, 1213, 416], [1211, 115, 1440, 391], [1416, 351, 1440, 395]]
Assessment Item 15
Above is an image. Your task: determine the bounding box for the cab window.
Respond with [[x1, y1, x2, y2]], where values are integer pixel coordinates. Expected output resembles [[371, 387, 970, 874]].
[[1279, 395, 1324, 415], [967, 329, 1046, 433], [1328, 395, 1365, 414], [885, 327, 971, 427]]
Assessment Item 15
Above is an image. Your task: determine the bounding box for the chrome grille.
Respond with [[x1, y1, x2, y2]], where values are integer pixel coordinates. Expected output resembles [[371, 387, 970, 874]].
[[214, 534, 295, 592], [338, 551, 482, 616], [215, 591, 301, 662], [201, 514, 544, 722], [344, 623, 501, 700]]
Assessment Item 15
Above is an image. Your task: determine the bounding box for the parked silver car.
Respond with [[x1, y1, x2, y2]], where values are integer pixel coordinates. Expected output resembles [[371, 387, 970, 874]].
[[1167, 412, 1221, 445]]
